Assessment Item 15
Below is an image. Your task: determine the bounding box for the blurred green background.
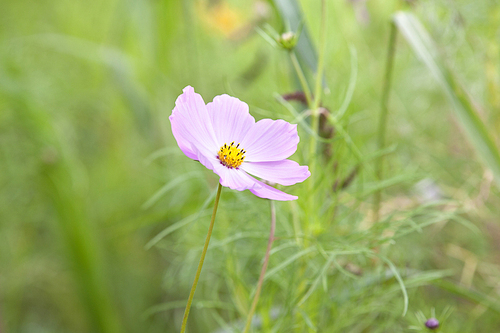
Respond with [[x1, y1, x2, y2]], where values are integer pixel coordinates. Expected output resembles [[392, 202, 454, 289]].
[[1, 0, 500, 332]]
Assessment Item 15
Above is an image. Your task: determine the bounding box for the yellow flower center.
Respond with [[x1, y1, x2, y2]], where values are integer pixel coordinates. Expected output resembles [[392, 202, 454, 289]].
[[217, 141, 245, 169]]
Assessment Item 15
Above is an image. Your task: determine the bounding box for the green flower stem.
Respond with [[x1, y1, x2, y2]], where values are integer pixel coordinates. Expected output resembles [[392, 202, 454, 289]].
[[180, 183, 223, 333], [289, 51, 313, 107], [374, 22, 397, 223], [242, 200, 276, 333]]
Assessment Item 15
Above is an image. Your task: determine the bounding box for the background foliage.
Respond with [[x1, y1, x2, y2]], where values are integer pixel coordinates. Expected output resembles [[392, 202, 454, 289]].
[[1, 0, 500, 332]]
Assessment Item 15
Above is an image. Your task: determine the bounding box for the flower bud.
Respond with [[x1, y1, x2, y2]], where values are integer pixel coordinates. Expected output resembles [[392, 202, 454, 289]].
[[425, 318, 439, 330], [278, 31, 298, 50]]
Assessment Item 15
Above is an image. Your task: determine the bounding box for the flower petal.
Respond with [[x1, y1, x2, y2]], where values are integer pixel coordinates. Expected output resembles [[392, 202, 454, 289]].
[[207, 94, 255, 145], [249, 178, 298, 201], [218, 165, 297, 200], [193, 146, 218, 173], [241, 159, 310, 186], [218, 167, 261, 191], [193, 146, 260, 191], [169, 86, 219, 159], [240, 119, 299, 162]]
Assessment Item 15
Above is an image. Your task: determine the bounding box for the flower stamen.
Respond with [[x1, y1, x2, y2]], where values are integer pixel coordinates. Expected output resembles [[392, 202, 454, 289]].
[[217, 142, 245, 169]]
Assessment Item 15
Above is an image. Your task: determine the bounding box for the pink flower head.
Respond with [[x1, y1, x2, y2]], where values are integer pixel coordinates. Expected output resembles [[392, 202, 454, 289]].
[[169, 86, 310, 201]]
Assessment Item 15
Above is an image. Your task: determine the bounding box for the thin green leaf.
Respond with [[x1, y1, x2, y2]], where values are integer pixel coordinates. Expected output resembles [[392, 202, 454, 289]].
[[335, 46, 358, 121], [264, 247, 315, 280], [378, 255, 409, 316], [298, 254, 335, 306], [141, 171, 203, 210], [255, 26, 279, 48], [144, 209, 212, 250], [297, 308, 318, 331]]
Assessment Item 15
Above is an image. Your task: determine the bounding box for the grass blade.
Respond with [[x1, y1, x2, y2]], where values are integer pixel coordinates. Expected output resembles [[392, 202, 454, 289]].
[[394, 12, 500, 188]]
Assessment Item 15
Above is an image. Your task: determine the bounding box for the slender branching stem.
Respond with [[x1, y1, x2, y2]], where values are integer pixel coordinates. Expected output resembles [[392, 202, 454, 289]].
[[180, 183, 223, 333], [242, 200, 276, 333], [374, 22, 397, 223]]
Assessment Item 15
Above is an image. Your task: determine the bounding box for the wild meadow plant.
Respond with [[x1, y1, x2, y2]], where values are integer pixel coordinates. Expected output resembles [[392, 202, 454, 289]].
[[169, 86, 310, 332], [170, 2, 328, 330]]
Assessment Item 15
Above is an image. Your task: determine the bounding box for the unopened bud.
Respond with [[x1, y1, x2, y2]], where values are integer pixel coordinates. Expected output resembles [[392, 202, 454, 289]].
[[425, 318, 439, 330], [278, 31, 298, 50]]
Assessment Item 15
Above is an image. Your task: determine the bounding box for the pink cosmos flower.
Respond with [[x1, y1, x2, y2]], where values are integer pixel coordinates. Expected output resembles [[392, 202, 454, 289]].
[[170, 86, 310, 201]]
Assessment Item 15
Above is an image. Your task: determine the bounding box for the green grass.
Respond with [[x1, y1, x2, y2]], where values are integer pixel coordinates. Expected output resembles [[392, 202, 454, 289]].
[[1, 0, 500, 332]]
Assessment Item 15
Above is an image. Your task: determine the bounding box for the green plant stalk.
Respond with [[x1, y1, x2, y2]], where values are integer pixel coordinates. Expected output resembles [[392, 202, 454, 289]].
[[289, 50, 313, 107], [312, 0, 326, 111], [288, 49, 315, 235], [374, 22, 397, 223], [180, 183, 223, 333], [307, 0, 326, 233], [242, 200, 276, 333]]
